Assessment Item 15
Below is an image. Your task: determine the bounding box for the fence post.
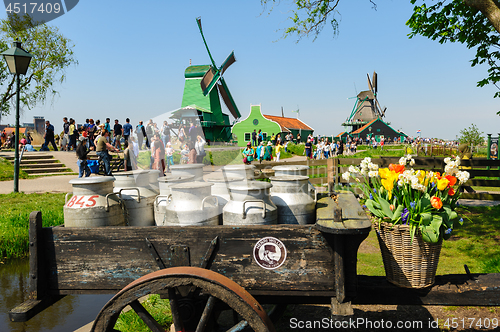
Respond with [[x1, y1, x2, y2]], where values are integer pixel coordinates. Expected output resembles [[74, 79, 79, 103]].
[[327, 158, 336, 192]]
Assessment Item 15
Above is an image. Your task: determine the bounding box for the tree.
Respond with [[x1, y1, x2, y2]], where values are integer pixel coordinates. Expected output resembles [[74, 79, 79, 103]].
[[458, 123, 484, 146], [0, 16, 77, 117], [261, 0, 500, 110]]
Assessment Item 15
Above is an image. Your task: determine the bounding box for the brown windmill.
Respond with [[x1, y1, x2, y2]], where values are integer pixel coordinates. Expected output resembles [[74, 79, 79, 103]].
[[342, 71, 387, 132]]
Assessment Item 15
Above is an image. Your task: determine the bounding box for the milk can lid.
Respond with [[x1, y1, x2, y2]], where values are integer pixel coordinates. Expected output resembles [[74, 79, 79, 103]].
[[69, 176, 115, 185]]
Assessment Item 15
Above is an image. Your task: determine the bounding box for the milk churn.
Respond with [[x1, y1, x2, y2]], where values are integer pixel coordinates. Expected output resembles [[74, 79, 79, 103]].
[[113, 170, 156, 226], [64, 177, 125, 227], [221, 165, 256, 182], [223, 181, 277, 225], [270, 175, 317, 225], [272, 165, 314, 193], [170, 163, 205, 181], [148, 169, 161, 194], [160, 182, 219, 226], [154, 174, 195, 226], [205, 175, 244, 224]]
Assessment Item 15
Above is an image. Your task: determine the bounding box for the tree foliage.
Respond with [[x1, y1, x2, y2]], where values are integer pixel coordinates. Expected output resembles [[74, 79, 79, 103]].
[[458, 123, 485, 146], [262, 0, 500, 109], [0, 16, 77, 116]]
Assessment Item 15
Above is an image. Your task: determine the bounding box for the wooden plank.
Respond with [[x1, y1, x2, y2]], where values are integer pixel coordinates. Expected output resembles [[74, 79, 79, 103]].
[[468, 170, 500, 177], [355, 274, 500, 306], [43, 225, 338, 293], [460, 192, 500, 201], [467, 179, 500, 187]]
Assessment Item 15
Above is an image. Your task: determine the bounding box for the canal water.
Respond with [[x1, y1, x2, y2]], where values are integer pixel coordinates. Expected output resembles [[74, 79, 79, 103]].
[[0, 259, 112, 332]]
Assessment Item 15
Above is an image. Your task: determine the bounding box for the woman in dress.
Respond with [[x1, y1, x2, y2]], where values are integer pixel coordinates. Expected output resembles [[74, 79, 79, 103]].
[[152, 134, 165, 176]]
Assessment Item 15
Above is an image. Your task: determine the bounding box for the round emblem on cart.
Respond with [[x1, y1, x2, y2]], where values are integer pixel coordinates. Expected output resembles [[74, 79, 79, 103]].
[[253, 237, 287, 270], [253, 119, 259, 125]]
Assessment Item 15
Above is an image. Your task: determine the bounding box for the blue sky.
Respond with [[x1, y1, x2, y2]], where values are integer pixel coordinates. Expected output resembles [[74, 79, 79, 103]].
[[1, 0, 499, 140]]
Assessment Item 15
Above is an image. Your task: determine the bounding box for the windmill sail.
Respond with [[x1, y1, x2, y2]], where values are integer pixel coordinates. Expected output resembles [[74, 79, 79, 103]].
[[218, 78, 240, 119]]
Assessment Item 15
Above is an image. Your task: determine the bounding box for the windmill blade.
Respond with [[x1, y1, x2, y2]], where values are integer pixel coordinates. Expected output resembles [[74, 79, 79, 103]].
[[373, 71, 378, 94], [374, 97, 384, 117], [381, 107, 387, 117], [218, 77, 241, 119], [201, 66, 221, 96], [196, 17, 217, 68], [367, 73, 374, 94], [220, 51, 236, 75]]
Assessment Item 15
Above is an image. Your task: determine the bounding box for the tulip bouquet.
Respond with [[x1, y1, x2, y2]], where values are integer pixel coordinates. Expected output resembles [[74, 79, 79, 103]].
[[342, 156, 470, 243]]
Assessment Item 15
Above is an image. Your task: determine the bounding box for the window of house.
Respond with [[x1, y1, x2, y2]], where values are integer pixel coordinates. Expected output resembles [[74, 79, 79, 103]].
[[244, 133, 251, 141], [262, 133, 268, 141]]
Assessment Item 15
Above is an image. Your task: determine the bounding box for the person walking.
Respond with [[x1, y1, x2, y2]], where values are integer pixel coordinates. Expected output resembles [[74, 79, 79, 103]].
[[76, 136, 93, 177], [136, 121, 146, 149], [87, 119, 97, 148], [104, 118, 111, 133], [165, 142, 174, 172], [195, 135, 206, 164], [62, 117, 70, 151], [252, 129, 257, 147], [161, 120, 170, 147], [305, 138, 312, 159], [242, 142, 254, 165], [122, 118, 133, 144], [264, 141, 273, 161], [152, 133, 165, 175], [275, 141, 283, 162], [96, 130, 120, 176], [258, 129, 263, 145], [123, 140, 137, 171], [188, 141, 197, 164], [113, 119, 122, 150], [44, 120, 58, 151]]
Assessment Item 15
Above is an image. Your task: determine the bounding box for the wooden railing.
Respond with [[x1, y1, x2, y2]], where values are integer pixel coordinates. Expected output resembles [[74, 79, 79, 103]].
[[254, 157, 500, 201]]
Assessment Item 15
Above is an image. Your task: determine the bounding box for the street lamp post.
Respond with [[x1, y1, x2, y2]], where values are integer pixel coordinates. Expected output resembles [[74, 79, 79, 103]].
[[1, 41, 33, 192]]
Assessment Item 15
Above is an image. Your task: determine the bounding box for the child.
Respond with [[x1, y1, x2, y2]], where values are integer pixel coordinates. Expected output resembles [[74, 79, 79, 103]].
[[180, 144, 189, 164]]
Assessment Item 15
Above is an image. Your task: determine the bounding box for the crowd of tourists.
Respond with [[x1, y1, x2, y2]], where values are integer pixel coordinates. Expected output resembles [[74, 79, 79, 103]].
[[51, 117, 206, 178]]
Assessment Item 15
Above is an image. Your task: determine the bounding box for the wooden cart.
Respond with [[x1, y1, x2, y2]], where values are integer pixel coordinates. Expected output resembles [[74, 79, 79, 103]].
[[9, 191, 500, 331]]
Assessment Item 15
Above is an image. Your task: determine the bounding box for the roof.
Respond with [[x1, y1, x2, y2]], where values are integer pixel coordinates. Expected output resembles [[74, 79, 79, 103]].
[[2, 127, 27, 135], [351, 119, 377, 135], [262, 115, 314, 133]]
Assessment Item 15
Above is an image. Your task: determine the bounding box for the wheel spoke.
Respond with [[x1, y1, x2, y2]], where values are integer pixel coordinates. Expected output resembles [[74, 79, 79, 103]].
[[195, 295, 217, 332], [225, 320, 249, 332], [168, 288, 185, 332], [129, 299, 165, 332]]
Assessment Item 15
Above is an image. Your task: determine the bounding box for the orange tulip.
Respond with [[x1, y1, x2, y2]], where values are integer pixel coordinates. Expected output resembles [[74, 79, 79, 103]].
[[431, 196, 443, 210], [448, 188, 455, 196], [390, 204, 395, 211], [445, 175, 457, 187], [389, 164, 405, 174]]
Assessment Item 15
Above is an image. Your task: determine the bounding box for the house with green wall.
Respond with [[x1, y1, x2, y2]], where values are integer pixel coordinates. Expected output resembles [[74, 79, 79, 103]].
[[232, 104, 314, 147]]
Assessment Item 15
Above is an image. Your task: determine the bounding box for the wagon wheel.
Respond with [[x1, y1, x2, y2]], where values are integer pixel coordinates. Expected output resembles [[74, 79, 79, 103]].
[[91, 266, 275, 332]]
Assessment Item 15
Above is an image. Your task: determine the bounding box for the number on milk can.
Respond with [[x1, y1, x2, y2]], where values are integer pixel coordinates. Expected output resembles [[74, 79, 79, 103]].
[[66, 195, 99, 208]]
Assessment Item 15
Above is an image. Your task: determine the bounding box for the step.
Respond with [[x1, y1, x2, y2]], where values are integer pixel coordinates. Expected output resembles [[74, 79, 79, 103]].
[[24, 167, 72, 174], [29, 172, 78, 177], [4, 154, 53, 160], [20, 159, 61, 165], [21, 163, 64, 169]]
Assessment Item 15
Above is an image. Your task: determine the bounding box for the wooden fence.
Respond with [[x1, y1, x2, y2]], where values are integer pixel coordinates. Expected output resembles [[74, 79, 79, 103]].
[[254, 157, 500, 201]]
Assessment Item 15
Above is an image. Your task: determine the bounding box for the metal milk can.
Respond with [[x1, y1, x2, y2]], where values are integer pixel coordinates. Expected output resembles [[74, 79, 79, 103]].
[[148, 169, 161, 194], [113, 170, 156, 226], [270, 175, 317, 225], [223, 181, 277, 225], [221, 165, 256, 182], [205, 175, 244, 225], [170, 163, 205, 181], [64, 177, 125, 227], [272, 165, 314, 193], [154, 174, 195, 226], [161, 182, 219, 226]]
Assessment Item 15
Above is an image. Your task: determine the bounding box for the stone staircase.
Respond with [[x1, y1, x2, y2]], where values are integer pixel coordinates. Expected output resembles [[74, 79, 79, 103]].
[[3, 153, 75, 176]]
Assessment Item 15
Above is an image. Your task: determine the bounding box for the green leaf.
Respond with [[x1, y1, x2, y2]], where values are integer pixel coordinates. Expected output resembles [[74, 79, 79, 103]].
[[365, 199, 385, 218], [377, 196, 393, 219], [392, 205, 404, 221]]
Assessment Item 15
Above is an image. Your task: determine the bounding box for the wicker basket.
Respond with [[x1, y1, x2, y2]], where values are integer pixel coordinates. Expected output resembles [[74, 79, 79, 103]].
[[376, 222, 442, 289]]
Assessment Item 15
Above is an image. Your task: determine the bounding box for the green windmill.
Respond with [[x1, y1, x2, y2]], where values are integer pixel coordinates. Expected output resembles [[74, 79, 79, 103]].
[[173, 17, 241, 143]]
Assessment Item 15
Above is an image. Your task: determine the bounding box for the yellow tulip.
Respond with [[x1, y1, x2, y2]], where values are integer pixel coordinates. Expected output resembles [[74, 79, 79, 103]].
[[379, 168, 391, 179], [437, 178, 450, 191]]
